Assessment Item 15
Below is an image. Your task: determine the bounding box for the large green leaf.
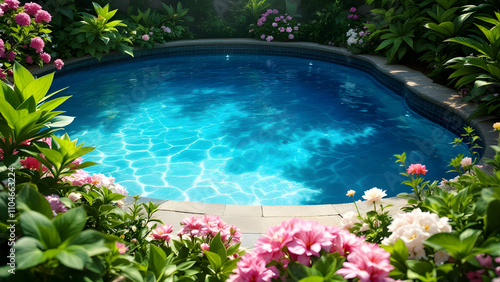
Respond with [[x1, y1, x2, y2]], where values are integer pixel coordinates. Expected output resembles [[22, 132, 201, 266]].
[[13, 62, 34, 94], [20, 210, 61, 249], [485, 199, 500, 237], [148, 244, 167, 280], [53, 207, 86, 244], [70, 230, 110, 256], [204, 250, 222, 272], [15, 237, 47, 269], [23, 72, 55, 104], [55, 245, 90, 270], [16, 184, 53, 219]]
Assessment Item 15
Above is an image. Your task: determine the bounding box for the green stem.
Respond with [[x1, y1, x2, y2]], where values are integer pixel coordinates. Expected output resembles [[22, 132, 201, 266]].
[[352, 197, 361, 217]]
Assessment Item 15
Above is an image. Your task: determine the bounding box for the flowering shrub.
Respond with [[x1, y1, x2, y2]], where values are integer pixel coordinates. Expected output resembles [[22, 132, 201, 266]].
[[129, 25, 177, 49], [346, 27, 372, 54], [249, 9, 300, 42], [0, 1, 64, 79], [230, 218, 393, 281]]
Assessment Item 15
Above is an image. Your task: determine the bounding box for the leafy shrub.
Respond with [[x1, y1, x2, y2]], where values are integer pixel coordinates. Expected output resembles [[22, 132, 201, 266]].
[[0, 1, 64, 79], [248, 9, 300, 42], [301, 1, 351, 46]]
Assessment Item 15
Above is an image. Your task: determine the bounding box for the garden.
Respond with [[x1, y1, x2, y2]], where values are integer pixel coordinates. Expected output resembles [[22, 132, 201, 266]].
[[1, 0, 500, 281]]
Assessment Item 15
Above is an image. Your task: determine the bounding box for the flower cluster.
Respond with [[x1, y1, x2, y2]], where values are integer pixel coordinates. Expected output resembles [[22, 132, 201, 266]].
[[130, 25, 177, 49], [249, 9, 300, 42], [347, 7, 359, 20], [178, 214, 241, 246], [229, 218, 393, 281], [346, 27, 371, 54], [45, 194, 68, 217], [382, 208, 452, 262], [0, 1, 64, 77], [63, 170, 129, 197]]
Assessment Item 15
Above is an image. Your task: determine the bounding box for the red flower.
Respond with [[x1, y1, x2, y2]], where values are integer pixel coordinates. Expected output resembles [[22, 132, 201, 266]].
[[407, 163, 428, 176]]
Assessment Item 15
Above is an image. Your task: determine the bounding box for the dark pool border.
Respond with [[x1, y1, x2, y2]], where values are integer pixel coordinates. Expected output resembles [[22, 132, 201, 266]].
[[35, 38, 499, 167]]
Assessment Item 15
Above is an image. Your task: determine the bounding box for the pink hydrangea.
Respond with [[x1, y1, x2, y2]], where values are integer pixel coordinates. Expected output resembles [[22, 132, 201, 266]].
[[34, 10, 51, 24], [24, 2, 42, 15], [116, 242, 128, 254], [40, 52, 51, 63], [272, 22, 277, 27], [54, 58, 64, 70], [286, 15, 292, 20], [45, 194, 68, 217], [272, 9, 278, 14], [0, 39, 5, 57], [142, 34, 149, 41], [407, 163, 428, 176], [7, 51, 15, 62], [5, 0, 20, 10], [266, 36, 274, 42], [26, 55, 33, 64], [30, 37, 45, 53], [337, 242, 394, 281], [15, 12, 31, 26], [286, 27, 292, 33], [274, 17, 280, 22], [151, 224, 174, 240]]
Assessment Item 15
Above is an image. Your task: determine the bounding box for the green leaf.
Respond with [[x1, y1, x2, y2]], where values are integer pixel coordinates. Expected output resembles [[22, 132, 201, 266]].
[[204, 250, 222, 272], [176, 261, 196, 271], [53, 207, 86, 243], [148, 244, 167, 280], [15, 237, 47, 269], [210, 233, 227, 262], [70, 230, 110, 256], [55, 245, 90, 270], [16, 185, 53, 219], [20, 210, 61, 249], [13, 62, 34, 93], [406, 260, 433, 275], [288, 262, 322, 280], [23, 73, 54, 104]]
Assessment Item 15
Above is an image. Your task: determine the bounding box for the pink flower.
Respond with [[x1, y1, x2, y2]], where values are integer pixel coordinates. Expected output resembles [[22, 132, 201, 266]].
[[353, 15, 359, 20], [337, 242, 394, 281], [65, 170, 92, 186], [254, 224, 294, 263], [257, 21, 263, 26], [288, 34, 294, 40], [111, 183, 128, 196], [142, 34, 149, 41], [286, 16, 292, 20], [260, 34, 265, 39], [116, 242, 128, 254], [151, 225, 174, 240], [54, 58, 64, 70], [460, 157, 472, 167], [40, 52, 51, 63], [34, 10, 51, 23], [45, 194, 68, 217], [15, 12, 31, 26], [272, 9, 278, 14], [30, 37, 45, 53], [7, 52, 15, 62], [26, 55, 33, 64], [294, 26, 299, 31], [272, 22, 278, 27], [266, 36, 274, 42], [287, 220, 334, 265], [5, 0, 19, 10], [476, 254, 492, 268], [0, 71, 5, 80], [279, 27, 285, 32], [347, 14, 353, 19], [407, 163, 428, 176], [0, 39, 5, 57], [20, 156, 41, 170], [286, 27, 292, 33], [6, 69, 13, 77], [201, 243, 210, 251], [149, 32, 153, 35], [350, 7, 357, 13], [465, 270, 485, 282], [228, 252, 278, 282], [180, 216, 208, 237], [0, 5, 4, 15], [24, 2, 42, 15], [165, 27, 171, 33], [274, 17, 280, 22]]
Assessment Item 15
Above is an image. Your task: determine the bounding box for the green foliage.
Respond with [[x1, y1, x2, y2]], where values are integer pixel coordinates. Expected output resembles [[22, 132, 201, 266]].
[[161, 2, 194, 34], [244, 0, 271, 21], [0, 62, 71, 156], [69, 2, 133, 60], [198, 15, 238, 38], [301, 1, 351, 46], [286, 252, 346, 281]]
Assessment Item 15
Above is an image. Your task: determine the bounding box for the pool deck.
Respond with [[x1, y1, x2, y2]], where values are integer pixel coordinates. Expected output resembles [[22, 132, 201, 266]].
[[33, 39, 500, 248], [134, 196, 408, 249]]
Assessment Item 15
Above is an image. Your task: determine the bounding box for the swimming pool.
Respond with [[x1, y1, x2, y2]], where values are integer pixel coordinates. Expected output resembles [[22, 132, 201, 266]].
[[51, 46, 471, 205]]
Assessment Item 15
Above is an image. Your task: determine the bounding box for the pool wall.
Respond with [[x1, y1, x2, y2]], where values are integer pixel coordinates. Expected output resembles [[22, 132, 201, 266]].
[[34, 39, 498, 167]]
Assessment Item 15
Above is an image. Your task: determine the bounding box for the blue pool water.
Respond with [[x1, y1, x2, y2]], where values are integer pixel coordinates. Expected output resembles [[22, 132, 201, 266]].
[[51, 54, 470, 205]]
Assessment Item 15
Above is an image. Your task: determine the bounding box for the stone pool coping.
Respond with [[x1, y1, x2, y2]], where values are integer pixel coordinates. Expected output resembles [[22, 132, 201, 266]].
[[32, 39, 500, 247]]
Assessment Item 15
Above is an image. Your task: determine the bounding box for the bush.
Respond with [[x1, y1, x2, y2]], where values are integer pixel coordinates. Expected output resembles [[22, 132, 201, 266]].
[[248, 8, 300, 42]]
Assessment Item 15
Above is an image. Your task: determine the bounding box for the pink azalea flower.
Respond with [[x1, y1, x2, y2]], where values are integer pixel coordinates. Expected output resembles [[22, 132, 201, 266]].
[[228, 252, 278, 282], [151, 224, 174, 240], [45, 194, 68, 217], [5, 0, 19, 10], [257, 21, 263, 26], [30, 37, 45, 53], [111, 183, 128, 196], [34, 10, 51, 24], [279, 27, 285, 32], [54, 58, 64, 70], [465, 270, 485, 282], [407, 163, 428, 176], [40, 52, 51, 63], [15, 12, 31, 26], [286, 220, 334, 265], [7, 52, 15, 62], [337, 242, 394, 281], [26, 55, 33, 64], [142, 34, 149, 41], [288, 34, 294, 40], [116, 242, 128, 254], [24, 2, 42, 15]]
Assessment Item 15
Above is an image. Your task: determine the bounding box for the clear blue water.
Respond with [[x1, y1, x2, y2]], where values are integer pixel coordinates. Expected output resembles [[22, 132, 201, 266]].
[[50, 54, 469, 205]]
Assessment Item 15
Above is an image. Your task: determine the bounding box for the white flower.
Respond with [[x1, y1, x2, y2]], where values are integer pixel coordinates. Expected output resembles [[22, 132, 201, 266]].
[[362, 187, 387, 205], [68, 192, 82, 202], [110, 183, 129, 196], [434, 251, 450, 265], [341, 211, 360, 229], [460, 157, 472, 167], [346, 189, 356, 197]]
